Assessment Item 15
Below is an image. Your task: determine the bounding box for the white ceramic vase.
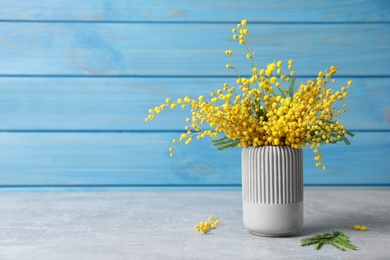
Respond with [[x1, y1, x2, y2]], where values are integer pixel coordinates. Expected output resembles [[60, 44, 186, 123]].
[[241, 146, 304, 236]]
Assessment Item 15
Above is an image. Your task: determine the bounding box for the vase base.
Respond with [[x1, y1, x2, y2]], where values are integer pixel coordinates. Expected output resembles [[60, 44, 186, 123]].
[[250, 231, 296, 237], [243, 201, 303, 237]]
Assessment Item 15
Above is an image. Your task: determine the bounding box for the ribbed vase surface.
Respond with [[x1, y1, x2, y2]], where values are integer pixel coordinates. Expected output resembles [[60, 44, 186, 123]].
[[242, 146, 303, 236]]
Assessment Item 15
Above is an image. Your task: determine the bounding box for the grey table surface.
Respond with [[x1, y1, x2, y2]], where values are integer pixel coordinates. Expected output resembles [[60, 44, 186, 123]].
[[0, 187, 389, 260]]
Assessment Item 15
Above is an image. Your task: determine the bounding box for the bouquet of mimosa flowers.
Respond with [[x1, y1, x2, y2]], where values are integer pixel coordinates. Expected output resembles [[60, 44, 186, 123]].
[[145, 19, 354, 169]]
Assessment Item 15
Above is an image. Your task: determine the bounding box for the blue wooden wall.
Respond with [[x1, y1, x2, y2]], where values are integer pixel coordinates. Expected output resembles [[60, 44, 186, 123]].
[[0, 0, 389, 187]]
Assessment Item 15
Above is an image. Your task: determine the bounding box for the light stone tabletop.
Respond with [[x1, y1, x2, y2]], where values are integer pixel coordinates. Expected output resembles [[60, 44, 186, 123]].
[[0, 187, 389, 260]]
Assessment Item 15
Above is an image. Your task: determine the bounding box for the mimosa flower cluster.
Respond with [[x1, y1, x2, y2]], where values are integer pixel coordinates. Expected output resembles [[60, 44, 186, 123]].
[[346, 225, 367, 231], [195, 216, 221, 234], [146, 19, 354, 169]]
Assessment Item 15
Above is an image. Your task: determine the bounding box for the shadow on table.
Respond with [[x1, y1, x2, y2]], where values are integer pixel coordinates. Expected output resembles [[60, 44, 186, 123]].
[[295, 214, 389, 237], [295, 224, 332, 237]]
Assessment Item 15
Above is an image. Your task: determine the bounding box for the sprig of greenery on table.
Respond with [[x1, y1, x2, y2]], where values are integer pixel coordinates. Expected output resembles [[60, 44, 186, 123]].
[[301, 230, 356, 251]]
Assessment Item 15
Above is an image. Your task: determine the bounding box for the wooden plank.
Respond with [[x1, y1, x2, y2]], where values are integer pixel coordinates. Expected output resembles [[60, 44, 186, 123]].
[[0, 77, 388, 131], [0, 132, 388, 186], [0, 23, 389, 76], [0, 0, 388, 22]]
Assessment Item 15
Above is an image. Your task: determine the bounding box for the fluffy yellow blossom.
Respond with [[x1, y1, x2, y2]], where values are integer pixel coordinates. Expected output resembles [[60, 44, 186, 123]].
[[146, 19, 354, 169], [195, 216, 221, 234], [346, 225, 368, 231]]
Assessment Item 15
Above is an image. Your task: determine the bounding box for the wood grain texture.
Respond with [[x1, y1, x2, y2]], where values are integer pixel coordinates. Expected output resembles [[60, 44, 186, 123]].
[[0, 132, 388, 186], [0, 77, 388, 131], [0, 23, 389, 76], [0, 1, 388, 186], [0, 0, 388, 22]]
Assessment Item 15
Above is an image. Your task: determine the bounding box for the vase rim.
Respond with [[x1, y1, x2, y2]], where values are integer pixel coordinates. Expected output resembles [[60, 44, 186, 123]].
[[243, 145, 301, 150]]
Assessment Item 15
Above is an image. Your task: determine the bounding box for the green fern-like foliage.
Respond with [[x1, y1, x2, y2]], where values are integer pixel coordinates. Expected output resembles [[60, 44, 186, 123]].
[[301, 230, 356, 251], [288, 77, 297, 98], [211, 137, 240, 151]]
